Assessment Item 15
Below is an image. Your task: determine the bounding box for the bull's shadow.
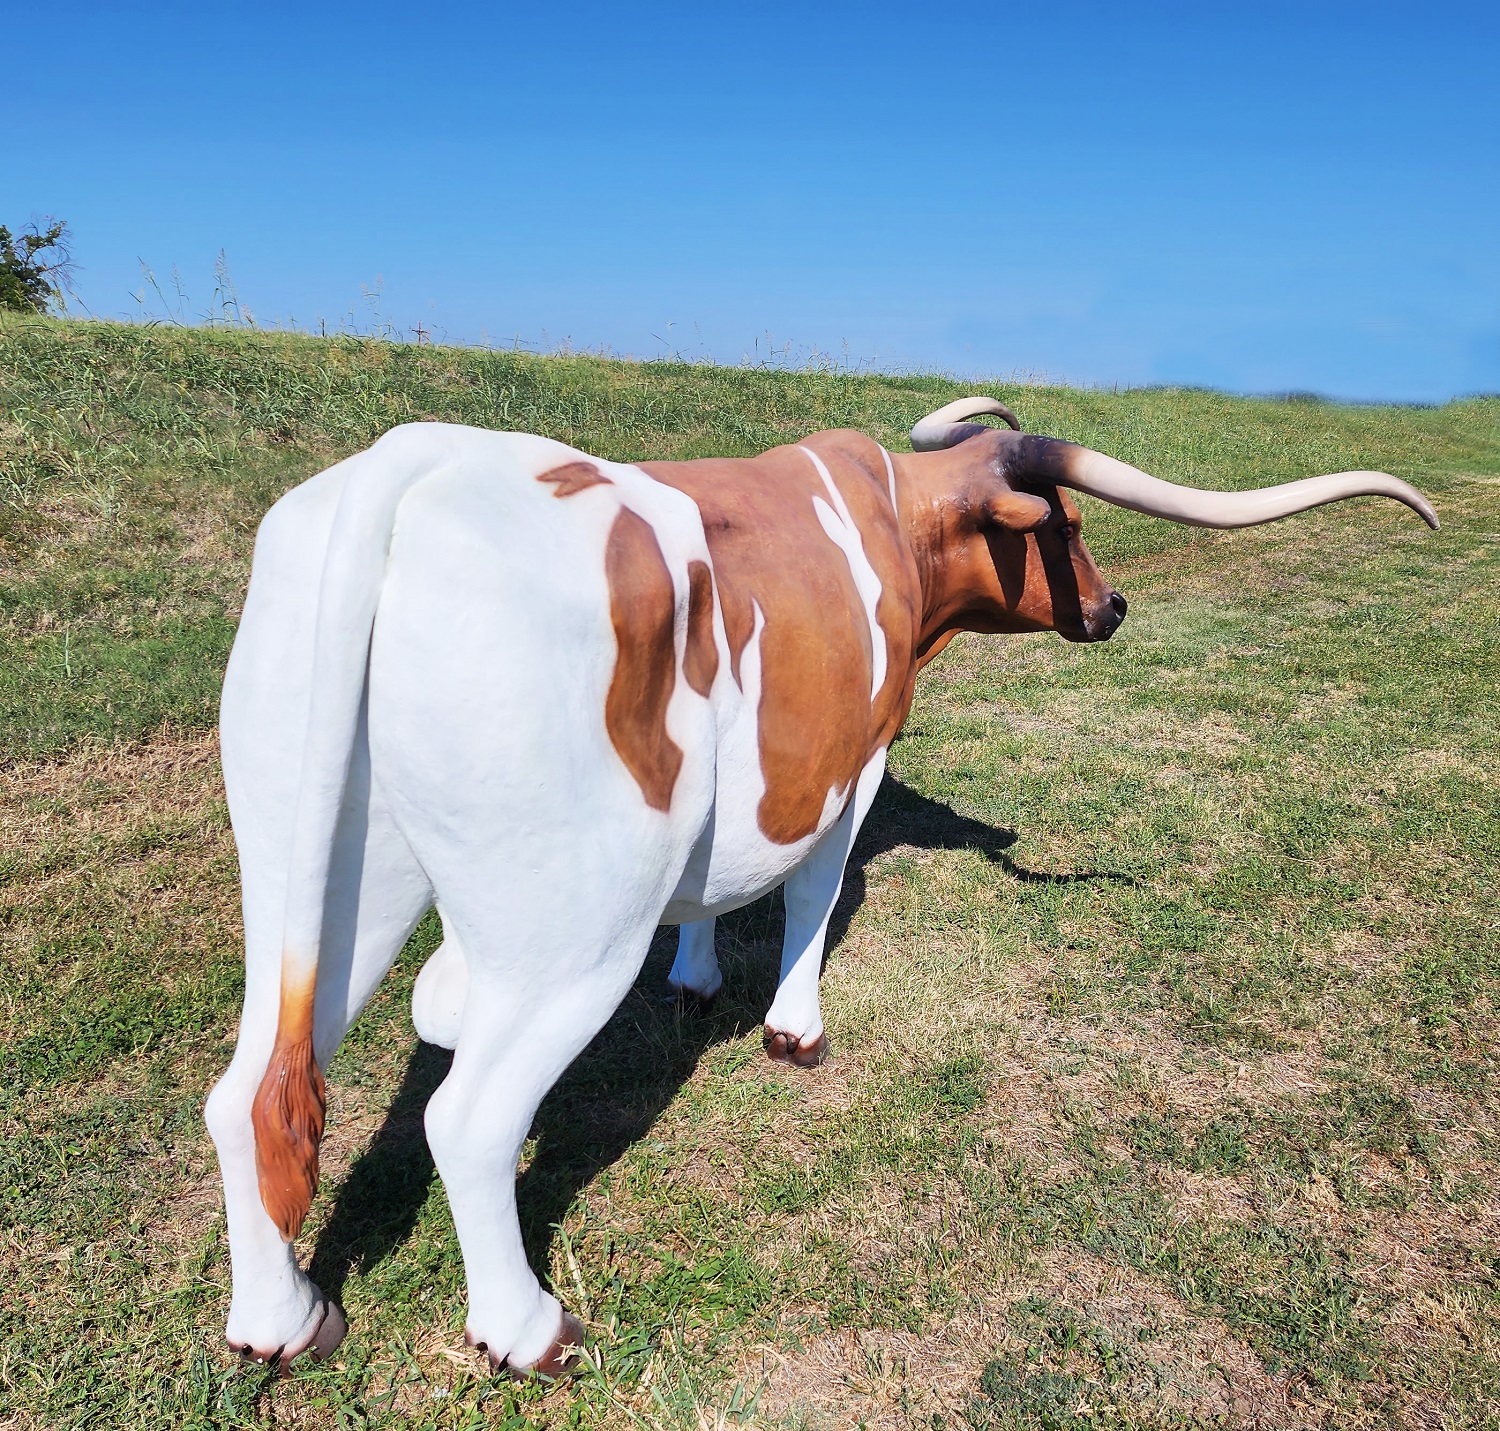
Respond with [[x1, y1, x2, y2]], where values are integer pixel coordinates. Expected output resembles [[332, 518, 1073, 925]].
[[307, 775, 1127, 1299]]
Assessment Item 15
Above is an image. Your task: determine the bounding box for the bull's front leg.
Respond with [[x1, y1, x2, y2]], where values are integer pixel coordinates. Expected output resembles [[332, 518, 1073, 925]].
[[667, 917, 722, 1009], [763, 750, 888, 1067]]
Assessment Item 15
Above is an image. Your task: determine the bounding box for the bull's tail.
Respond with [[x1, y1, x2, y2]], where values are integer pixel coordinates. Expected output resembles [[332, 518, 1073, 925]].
[[251, 981, 325, 1241], [249, 426, 450, 1241]]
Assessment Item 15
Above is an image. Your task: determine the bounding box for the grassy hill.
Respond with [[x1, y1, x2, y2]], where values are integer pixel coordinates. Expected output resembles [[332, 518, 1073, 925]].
[[2, 316, 1497, 1429]]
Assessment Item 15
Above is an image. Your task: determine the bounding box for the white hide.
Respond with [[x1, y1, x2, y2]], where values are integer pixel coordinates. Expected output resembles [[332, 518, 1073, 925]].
[[665, 915, 723, 1002], [879, 445, 899, 513], [764, 746, 889, 1043], [802, 446, 888, 702], [207, 423, 895, 1369], [410, 911, 469, 1050]]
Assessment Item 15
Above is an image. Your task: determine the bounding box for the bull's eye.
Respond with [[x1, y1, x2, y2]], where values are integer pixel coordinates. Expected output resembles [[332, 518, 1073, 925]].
[[1056, 523, 1078, 542]]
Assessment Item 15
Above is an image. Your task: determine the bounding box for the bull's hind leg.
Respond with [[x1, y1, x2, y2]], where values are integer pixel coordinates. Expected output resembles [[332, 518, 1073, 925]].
[[417, 867, 680, 1372], [423, 941, 654, 1373], [415, 833, 698, 1373], [206, 711, 432, 1365]]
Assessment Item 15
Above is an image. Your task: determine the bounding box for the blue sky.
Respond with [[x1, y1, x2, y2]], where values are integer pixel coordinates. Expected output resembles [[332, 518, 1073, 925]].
[[7, 1, 1497, 401]]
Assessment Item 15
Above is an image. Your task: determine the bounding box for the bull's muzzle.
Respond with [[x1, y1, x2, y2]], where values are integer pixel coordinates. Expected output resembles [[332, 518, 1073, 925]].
[[1088, 590, 1128, 642]]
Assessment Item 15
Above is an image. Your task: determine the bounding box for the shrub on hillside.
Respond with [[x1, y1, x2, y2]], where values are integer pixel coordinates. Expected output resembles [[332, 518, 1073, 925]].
[[0, 219, 72, 314]]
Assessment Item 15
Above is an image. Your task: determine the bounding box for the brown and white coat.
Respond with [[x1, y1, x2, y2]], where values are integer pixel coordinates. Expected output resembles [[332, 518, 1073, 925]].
[[206, 405, 1434, 1375]]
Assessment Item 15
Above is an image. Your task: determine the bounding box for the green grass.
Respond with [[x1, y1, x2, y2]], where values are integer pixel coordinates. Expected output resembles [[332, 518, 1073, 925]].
[[2, 314, 1498, 1429]]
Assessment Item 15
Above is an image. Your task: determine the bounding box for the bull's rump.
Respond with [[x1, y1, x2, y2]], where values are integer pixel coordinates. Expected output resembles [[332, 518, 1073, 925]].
[[365, 438, 719, 908], [225, 422, 855, 946]]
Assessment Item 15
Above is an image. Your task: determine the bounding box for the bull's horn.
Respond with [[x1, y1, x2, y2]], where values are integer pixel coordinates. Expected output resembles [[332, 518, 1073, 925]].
[[910, 396, 1022, 450], [1014, 435, 1439, 530]]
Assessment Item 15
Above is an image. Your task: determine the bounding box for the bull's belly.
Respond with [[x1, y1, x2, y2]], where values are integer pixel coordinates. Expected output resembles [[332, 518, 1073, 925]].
[[659, 827, 821, 924], [659, 834, 829, 923]]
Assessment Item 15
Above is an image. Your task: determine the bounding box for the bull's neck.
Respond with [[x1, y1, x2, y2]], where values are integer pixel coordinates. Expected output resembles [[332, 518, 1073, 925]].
[[890, 447, 985, 654]]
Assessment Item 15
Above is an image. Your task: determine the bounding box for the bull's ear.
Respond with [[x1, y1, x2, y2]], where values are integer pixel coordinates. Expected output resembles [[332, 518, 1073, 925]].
[[984, 490, 1052, 533]]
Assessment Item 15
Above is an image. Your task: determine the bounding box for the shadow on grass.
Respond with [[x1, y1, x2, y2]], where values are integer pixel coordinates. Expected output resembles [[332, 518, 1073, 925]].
[[307, 774, 1134, 1298], [832, 772, 1133, 937], [308, 1040, 454, 1303]]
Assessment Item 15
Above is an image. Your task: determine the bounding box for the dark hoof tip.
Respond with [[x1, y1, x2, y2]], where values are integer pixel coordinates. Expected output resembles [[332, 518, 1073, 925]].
[[763, 1027, 830, 1068], [231, 1299, 346, 1375], [468, 1310, 587, 1380], [237, 1342, 282, 1367], [511, 1309, 587, 1380], [465, 1329, 502, 1372], [671, 986, 718, 1016]]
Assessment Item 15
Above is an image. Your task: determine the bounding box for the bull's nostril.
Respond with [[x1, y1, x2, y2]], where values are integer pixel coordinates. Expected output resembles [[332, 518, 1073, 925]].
[[1111, 592, 1128, 618]]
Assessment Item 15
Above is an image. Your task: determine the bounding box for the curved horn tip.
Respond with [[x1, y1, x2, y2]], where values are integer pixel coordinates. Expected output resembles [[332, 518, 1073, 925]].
[[1353, 472, 1439, 530], [1049, 451, 1442, 534], [909, 395, 1024, 451]]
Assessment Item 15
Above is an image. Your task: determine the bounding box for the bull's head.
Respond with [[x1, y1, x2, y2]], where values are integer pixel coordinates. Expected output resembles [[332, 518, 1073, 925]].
[[904, 396, 1437, 658]]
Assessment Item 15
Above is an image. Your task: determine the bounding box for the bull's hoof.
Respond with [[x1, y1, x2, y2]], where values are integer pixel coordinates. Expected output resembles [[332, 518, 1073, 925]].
[[234, 1297, 347, 1371], [307, 1301, 348, 1361], [467, 1309, 587, 1380], [668, 984, 718, 1016], [763, 1027, 830, 1067], [522, 1309, 588, 1379]]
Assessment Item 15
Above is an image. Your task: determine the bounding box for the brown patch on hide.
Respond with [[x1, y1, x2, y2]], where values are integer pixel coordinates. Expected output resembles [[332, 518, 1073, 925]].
[[682, 560, 719, 697], [604, 507, 683, 811], [536, 461, 611, 497], [915, 628, 959, 669], [642, 433, 920, 844], [251, 968, 326, 1242]]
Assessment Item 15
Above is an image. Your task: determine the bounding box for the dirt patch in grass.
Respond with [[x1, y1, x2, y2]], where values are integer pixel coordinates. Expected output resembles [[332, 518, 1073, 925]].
[[755, 1248, 1309, 1430], [0, 729, 240, 1059], [0, 724, 224, 824]]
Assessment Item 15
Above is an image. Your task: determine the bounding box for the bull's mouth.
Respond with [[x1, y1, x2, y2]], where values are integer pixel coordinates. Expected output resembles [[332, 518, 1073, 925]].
[[1076, 594, 1128, 643], [1062, 622, 1119, 644]]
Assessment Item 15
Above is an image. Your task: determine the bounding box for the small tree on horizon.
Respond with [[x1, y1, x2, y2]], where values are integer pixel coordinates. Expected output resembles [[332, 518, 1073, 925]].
[[0, 219, 74, 314]]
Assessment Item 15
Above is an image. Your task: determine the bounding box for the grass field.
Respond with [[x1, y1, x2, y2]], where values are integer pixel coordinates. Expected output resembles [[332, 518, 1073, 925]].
[[1, 316, 1497, 1430]]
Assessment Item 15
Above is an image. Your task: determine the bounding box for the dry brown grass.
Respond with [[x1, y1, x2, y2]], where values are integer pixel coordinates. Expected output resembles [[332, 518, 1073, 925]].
[[754, 1250, 1310, 1431]]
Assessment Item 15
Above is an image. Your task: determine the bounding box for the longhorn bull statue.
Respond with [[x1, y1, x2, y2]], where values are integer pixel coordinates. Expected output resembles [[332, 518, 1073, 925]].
[[205, 398, 1435, 1373]]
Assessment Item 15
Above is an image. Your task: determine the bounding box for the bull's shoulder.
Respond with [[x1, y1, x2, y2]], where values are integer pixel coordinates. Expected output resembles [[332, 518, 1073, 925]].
[[639, 443, 895, 546], [642, 441, 921, 846], [799, 427, 895, 474]]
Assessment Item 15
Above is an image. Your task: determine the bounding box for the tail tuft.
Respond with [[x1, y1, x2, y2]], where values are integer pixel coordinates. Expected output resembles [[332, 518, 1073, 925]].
[[251, 1035, 327, 1242]]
